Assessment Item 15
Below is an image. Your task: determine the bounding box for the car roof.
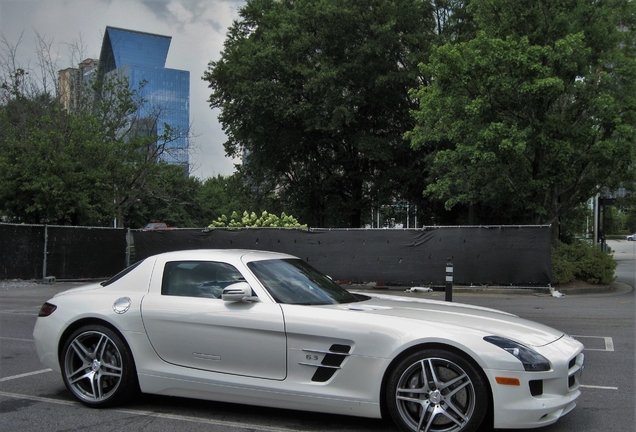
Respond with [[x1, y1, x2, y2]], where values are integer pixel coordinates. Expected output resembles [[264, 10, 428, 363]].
[[150, 249, 297, 263]]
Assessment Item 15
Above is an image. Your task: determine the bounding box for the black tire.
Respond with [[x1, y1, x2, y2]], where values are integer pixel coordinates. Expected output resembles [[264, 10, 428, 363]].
[[386, 349, 488, 432], [60, 324, 138, 407]]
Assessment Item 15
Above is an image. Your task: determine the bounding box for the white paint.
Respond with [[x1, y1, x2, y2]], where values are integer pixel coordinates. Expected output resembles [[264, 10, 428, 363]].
[[0, 390, 304, 431], [0, 369, 52, 382], [572, 336, 615, 352]]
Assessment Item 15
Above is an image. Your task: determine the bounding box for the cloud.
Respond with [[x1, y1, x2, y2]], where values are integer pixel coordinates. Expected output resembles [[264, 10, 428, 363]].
[[0, 0, 245, 178]]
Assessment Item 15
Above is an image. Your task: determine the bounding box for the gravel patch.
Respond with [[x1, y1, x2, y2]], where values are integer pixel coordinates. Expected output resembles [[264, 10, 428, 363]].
[[0, 279, 39, 289]]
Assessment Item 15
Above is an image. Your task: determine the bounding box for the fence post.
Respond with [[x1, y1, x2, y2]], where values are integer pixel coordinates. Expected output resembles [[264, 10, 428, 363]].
[[126, 229, 131, 267], [445, 256, 453, 302], [42, 225, 48, 280]]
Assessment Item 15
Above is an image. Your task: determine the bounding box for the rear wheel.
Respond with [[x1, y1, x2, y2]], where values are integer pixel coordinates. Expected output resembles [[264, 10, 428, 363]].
[[61, 324, 138, 407], [386, 349, 488, 432]]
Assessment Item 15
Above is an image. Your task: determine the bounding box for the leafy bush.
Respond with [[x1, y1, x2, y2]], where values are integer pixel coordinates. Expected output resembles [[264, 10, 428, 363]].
[[552, 241, 616, 285], [207, 211, 306, 229]]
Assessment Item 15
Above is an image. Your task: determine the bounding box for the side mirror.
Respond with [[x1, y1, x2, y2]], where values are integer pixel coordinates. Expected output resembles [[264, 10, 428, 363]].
[[222, 282, 253, 302]]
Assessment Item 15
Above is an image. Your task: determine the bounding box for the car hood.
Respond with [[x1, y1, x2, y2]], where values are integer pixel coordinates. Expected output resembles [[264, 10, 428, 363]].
[[343, 293, 564, 347]]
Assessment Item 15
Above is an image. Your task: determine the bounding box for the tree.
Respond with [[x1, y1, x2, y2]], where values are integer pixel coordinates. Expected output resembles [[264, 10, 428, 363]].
[[0, 36, 111, 225], [123, 162, 203, 229], [430, 0, 477, 44], [0, 71, 181, 226], [408, 0, 636, 243], [204, 0, 438, 227], [0, 71, 112, 225], [195, 170, 282, 224], [0, 34, 190, 227], [90, 74, 187, 227]]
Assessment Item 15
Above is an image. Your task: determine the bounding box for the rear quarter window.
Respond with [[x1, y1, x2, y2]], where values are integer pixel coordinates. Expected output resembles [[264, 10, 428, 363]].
[[100, 259, 145, 287]]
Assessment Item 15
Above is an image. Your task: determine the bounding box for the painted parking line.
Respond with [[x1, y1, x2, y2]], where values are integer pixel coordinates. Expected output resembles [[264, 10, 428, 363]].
[[0, 369, 52, 382], [580, 385, 619, 390], [0, 390, 306, 432], [0, 309, 39, 316], [0, 336, 33, 342], [569, 336, 619, 390], [0, 391, 75, 406], [572, 336, 614, 352]]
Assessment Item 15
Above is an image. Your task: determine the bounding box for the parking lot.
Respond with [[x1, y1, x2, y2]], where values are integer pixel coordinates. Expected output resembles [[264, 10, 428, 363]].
[[1, 240, 634, 432]]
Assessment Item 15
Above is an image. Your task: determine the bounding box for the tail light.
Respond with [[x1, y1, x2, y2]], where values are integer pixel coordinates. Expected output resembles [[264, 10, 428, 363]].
[[38, 302, 57, 317]]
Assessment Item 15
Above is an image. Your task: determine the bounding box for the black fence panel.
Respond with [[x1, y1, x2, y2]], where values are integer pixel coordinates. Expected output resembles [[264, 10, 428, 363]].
[[1, 223, 550, 284], [132, 226, 551, 286], [46, 226, 127, 280], [0, 224, 45, 279], [0, 223, 127, 280]]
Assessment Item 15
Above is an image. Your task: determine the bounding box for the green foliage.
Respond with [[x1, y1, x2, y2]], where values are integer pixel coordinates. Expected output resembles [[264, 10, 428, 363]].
[[0, 65, 188, 227], [89, 75, 188, 227], [0, 94, 111, 225], [207, 211, 306, 229], [204, 0, 439, 227], [408, 0, 636, 240], [194, 170, 283, 225], [4, 0, 634, 233], [616, 192, 636, 233], [123, 163, 203, 228], [552, 241, 616, 284], [627, 210, 636, 233], [558, 202, 593, 243]]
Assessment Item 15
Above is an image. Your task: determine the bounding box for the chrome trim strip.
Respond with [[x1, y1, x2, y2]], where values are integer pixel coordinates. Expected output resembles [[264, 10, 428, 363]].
[[298, 362, 341, 369], [301, 348, 351, 356]]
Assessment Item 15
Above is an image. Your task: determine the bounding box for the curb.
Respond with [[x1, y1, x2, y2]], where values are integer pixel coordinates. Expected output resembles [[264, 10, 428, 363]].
[[348, 281, 632, 296], [551, 281, 631, 295]]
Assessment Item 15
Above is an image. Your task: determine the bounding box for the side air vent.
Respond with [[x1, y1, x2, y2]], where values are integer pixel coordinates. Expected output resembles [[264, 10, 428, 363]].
[[321, 352, 346, 367], [312, 367, 338, 382], [300, 344, 352, 383]]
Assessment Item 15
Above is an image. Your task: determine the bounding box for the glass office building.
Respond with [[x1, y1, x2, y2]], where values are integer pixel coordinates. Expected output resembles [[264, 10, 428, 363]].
[[98, 26, 190, 173]]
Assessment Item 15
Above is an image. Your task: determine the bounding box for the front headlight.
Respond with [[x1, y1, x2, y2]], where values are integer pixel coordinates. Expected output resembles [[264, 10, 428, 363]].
[[484, 335, 551, 371]]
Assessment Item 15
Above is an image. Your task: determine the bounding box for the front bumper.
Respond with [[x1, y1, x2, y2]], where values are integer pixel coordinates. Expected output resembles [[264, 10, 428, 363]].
[[486, 350, 584, 429]]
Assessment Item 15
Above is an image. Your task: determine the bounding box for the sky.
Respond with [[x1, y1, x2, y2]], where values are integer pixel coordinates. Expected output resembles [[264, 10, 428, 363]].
[[0, 0, 247, 179]]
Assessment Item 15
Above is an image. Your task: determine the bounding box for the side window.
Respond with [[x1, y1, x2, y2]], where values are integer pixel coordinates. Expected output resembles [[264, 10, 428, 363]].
[[161, 261, 245, 299]]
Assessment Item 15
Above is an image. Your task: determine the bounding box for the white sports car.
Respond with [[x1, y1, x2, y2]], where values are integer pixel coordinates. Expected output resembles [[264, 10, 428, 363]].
[[34, 249, 584, 432]]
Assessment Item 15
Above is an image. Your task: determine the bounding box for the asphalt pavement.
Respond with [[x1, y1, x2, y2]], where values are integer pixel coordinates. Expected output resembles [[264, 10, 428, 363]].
[[0, 239, 633, 432]]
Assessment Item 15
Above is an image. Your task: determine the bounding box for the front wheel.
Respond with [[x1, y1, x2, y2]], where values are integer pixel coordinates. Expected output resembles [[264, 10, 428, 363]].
[[60, 324, 138, 407], [386, 349, 488, 432]]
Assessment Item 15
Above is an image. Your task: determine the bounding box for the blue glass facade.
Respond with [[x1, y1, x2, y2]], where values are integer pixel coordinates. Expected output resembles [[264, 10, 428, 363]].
[[99, 27, 190, 172]]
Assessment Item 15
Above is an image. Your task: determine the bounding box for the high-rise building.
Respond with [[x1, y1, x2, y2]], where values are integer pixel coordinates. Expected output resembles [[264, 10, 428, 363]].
[[98, 26, 190, 173], [58, 58, 98, 111]]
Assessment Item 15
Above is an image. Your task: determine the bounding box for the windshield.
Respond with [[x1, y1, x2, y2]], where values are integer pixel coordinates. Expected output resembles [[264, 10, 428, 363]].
[[247, 259, 361, 305]]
